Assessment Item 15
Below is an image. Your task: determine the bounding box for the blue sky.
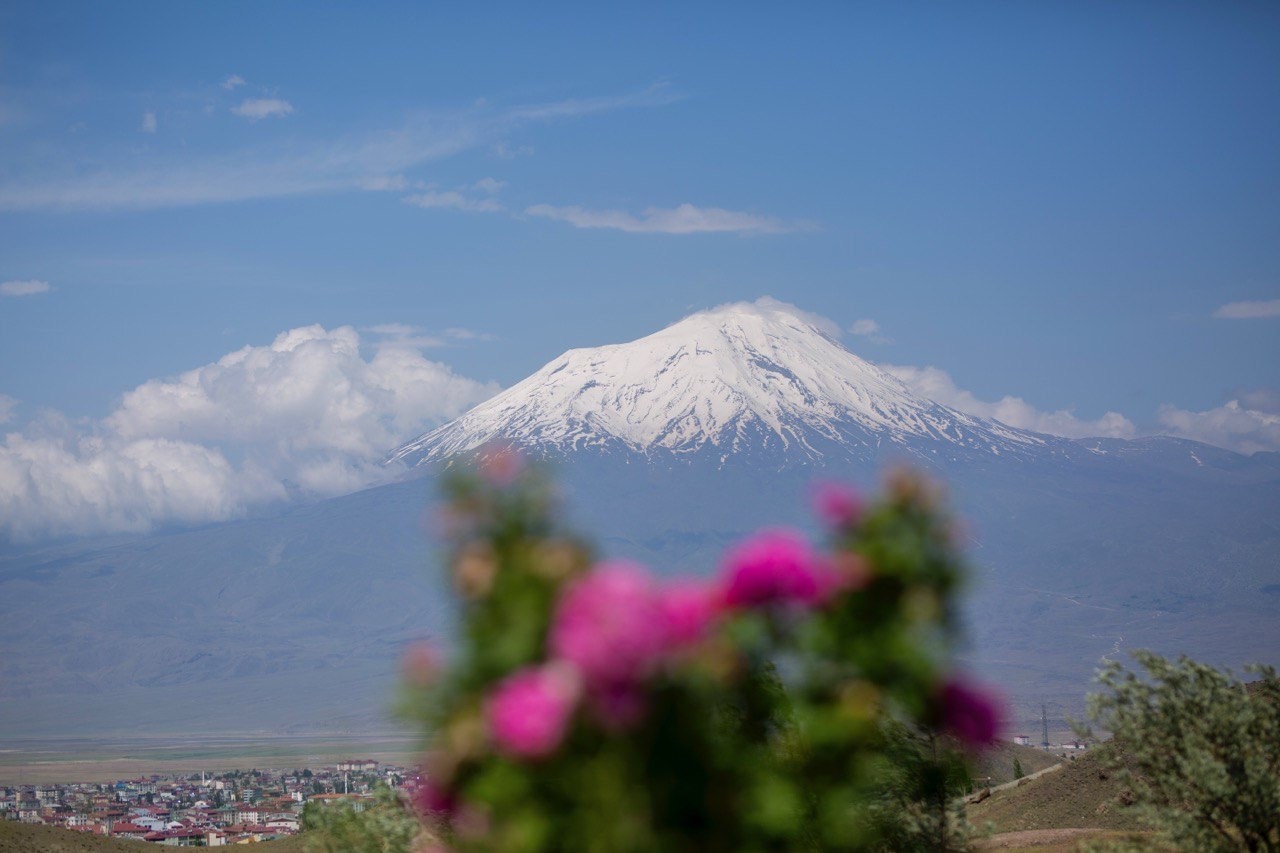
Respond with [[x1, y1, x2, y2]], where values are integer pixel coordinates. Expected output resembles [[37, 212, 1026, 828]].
[[1, 2, 1278, 538]]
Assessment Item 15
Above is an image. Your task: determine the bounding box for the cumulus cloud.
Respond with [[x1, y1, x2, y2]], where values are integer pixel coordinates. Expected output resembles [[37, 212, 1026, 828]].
[[0, 325, 498, 541], [848, 318, 890, 344], [884, 364, 1138, 439], [1156, 394, 1280, 455], [1213, 299, 1280, 319], [525, 202, 797, 235], [140, 111, 157, 133], [222, 74, 246, 90], [1, 279, 51, 297], [231, 98, 295, 120]]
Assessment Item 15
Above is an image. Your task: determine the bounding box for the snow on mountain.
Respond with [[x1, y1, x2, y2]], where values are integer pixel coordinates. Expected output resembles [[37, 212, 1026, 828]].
[[388, 299, 1050, 468]]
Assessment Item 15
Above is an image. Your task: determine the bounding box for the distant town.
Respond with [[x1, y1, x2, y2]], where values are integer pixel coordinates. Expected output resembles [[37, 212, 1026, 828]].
[[0, 758, 413, 845]]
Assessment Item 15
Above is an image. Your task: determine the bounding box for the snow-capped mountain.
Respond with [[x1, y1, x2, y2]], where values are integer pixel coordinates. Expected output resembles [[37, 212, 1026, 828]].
[[389, 299, 1049, 468]]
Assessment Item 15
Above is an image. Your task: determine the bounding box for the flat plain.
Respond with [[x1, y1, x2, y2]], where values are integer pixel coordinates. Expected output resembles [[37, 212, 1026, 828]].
[[0, 733, 418, 785]]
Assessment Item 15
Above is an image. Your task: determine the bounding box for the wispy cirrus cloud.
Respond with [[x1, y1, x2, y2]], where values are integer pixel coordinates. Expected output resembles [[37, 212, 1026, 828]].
[[0, 85, 677, 212], [231, 97, 294, 120], [1, 279, 51, 297], [1213, 298, 1280, 319], [525, 202, 800, 235], [222, 74, 246, 90], [404, 177, 505, 213], [363, 323, 497, 349], [140, 111, 157, 133]]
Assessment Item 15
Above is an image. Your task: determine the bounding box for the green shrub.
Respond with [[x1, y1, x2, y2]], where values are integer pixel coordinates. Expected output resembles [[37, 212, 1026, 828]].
[[1088, 651, 1280, 852], [401, 453, 1003, 851]]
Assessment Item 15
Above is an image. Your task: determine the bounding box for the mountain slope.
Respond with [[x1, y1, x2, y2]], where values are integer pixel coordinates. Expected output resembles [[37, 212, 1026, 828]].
[[390, 300, 1049, 467]]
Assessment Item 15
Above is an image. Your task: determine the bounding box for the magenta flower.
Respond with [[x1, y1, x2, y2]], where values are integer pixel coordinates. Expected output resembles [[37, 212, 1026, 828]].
[[550, 562, 668, 685], [478, 444, 525, 487], [486, 663, 581, 759], [587, 678, 648, 731], [939, 677, 1004, 748], [812, 481, 864, 528], [720, 529, 826, 609], [658, 581, 721, 649], [413, 777, 457, 817]]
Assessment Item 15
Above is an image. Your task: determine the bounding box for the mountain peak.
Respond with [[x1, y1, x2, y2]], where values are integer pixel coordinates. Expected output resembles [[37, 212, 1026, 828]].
[[663, 297, 844, 340], [389, 299, 1046, 468]]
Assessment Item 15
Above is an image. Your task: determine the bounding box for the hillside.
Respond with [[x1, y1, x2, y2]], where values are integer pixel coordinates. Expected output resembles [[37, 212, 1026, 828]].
[[972, 742, 1062, 787], [967, 747, 1151, 834]]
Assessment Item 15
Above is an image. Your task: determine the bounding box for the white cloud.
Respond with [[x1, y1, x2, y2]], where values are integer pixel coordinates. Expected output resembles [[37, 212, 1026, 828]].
[[526, 202, 797, 235], [1156, 396, 1280, 455], [444, 327, 495, 342], [473, 177, 505, 194], [1213, 299, 1280, 320], [0, 325, 499, 540], [222, 74, 246, 90], [140, 111, 157, 133], [0, 87, 670, 211], [848, 318, 890, 343], [231, 98, 295, 120], [0, 394, 16, 424], [492, 141, 534, 159], [404, 188, 502, 213], [0, 279, 51, 297], [360, 174, 408, 192], [884, 364, 1138, 439], [363, 323, 495, 348], [365, 323, 419, 337]]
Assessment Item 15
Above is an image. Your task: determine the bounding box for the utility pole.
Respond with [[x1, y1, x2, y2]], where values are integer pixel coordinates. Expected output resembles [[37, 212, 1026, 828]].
[[1041, 703, 1050, 749]]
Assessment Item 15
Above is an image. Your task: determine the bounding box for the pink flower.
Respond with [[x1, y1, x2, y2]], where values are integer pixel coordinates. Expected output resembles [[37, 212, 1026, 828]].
[[401, 642, 443, 688], [720, 529, 826, 609], [939, 677, 1004, 748], [658, 581, 721, 649], [478, 444, 525, 487], [812, 481, 864, 528], [549, 562, 667, 685], [486, 663, 581, 759], [816, 552, 872, 600]]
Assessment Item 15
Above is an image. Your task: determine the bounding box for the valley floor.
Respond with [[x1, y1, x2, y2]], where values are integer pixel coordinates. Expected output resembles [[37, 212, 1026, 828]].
[[0, 734, 417, 786]]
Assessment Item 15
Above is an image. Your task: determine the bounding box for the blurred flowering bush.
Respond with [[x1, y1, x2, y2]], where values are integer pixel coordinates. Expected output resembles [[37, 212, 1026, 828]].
[[401, 450, 1002, 851]]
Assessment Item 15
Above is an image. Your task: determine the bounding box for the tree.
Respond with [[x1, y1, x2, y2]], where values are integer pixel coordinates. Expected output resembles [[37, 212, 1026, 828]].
[[1088, 651, 1280, 852], [1012, 758, 1023, 780]]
